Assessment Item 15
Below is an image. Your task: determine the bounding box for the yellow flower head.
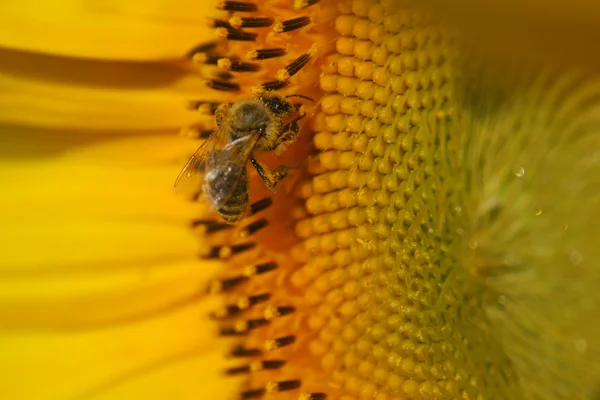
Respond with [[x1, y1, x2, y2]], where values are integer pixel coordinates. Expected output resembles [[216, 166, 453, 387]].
[[2, 1, 600, 400]]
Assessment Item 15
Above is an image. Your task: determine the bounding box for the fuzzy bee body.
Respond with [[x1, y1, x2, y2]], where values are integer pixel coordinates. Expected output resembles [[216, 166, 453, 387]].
[[175, 91, 311, 223], [202, 154, 249, 223]]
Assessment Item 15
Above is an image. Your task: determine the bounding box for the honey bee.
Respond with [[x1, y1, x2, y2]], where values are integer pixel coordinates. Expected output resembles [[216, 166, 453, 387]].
[[174, 91, 312, 224]]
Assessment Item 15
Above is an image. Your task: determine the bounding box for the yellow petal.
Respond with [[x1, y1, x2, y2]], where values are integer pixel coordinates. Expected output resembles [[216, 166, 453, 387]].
[[1, 298, 237, 400], [0, 0, 218, 61], [1, 132, 200, 273], [0, 49, 212, 130], [0, 130, 237, 399], [0, 134, 208, 326]]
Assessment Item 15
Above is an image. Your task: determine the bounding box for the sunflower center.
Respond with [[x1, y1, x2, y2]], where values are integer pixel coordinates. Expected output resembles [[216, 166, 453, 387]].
[[289, 2, 485, 398]]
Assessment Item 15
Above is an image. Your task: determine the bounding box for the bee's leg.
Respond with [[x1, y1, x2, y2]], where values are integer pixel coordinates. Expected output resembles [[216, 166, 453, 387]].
[[214, 102, 231, 129], [250, 157, 290, 189], [264, 112, 306, 154]]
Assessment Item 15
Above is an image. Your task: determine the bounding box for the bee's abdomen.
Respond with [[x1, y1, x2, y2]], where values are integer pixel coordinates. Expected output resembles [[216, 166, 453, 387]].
[[215, 176, 249, 224], [218, 198, 248, 224], [202, 156, 250, 224]]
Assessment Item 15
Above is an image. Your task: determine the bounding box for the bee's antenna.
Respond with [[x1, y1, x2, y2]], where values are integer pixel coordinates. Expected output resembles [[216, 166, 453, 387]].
[[285, 93, 314, 102], [289, 113, 307, 125]]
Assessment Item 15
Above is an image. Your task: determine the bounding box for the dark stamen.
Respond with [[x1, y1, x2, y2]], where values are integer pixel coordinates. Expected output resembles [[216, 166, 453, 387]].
[[271, 305, 295, 318], [219, 1, 258, 12], [211, 19, 233, 28], [242, 218, 268, 235], [213, 305, 241, 319], [229, 345, 262, 358], [254, 262, 277, 274], [219, 327, 247, 336], [240, 388, 265, 400], [239, 17, 274, 28], [272, 380, 302, 392], [225, 364, 251, 375], [219, 318, 269, 336], [198, 54, 220, 65], [215, 71, 235, 81], [261, 360, 287, 369], [206, 79, 240, 92], [232, 242, 256, 254], [245, 318, 269, 330], [248, 48, 287, 60], [295, 0, 320, 9], [305, 394, 327, 400], [211, 293, 271, 319], [266, 335, 296, 350], [208, 262, 276, 294], [284, 53, 311, 78], [190, 218, 231, 233], [250, 197, 273, 214], [223, 28, 258, 42], [225, 360, 286, 375], [207, 246, 223, 259], [248, 293, 271, 306], [188, 42, 218, 56], [206, 242, 256, 259], [208, 276, 249, 294], [224, 59, 261, 72], [262, 80, 289, 91], [280, 16, 312, 32]]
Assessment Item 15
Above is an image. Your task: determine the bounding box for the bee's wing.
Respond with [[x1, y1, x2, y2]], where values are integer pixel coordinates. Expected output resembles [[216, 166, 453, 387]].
[[174, 132, 259, 207], [204, 134, 260, 208], [173, 130, 228, 200]]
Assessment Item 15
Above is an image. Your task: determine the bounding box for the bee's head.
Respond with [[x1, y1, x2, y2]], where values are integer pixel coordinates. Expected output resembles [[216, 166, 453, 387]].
[[260, 92, 293, 115]]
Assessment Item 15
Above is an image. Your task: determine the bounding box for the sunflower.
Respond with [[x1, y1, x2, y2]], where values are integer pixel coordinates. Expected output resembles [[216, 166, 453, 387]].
[[2, 1, 600, 400]]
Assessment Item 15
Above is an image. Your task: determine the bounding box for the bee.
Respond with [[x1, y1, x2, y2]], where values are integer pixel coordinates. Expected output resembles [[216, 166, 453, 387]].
[[174, 91, 313, 224]]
